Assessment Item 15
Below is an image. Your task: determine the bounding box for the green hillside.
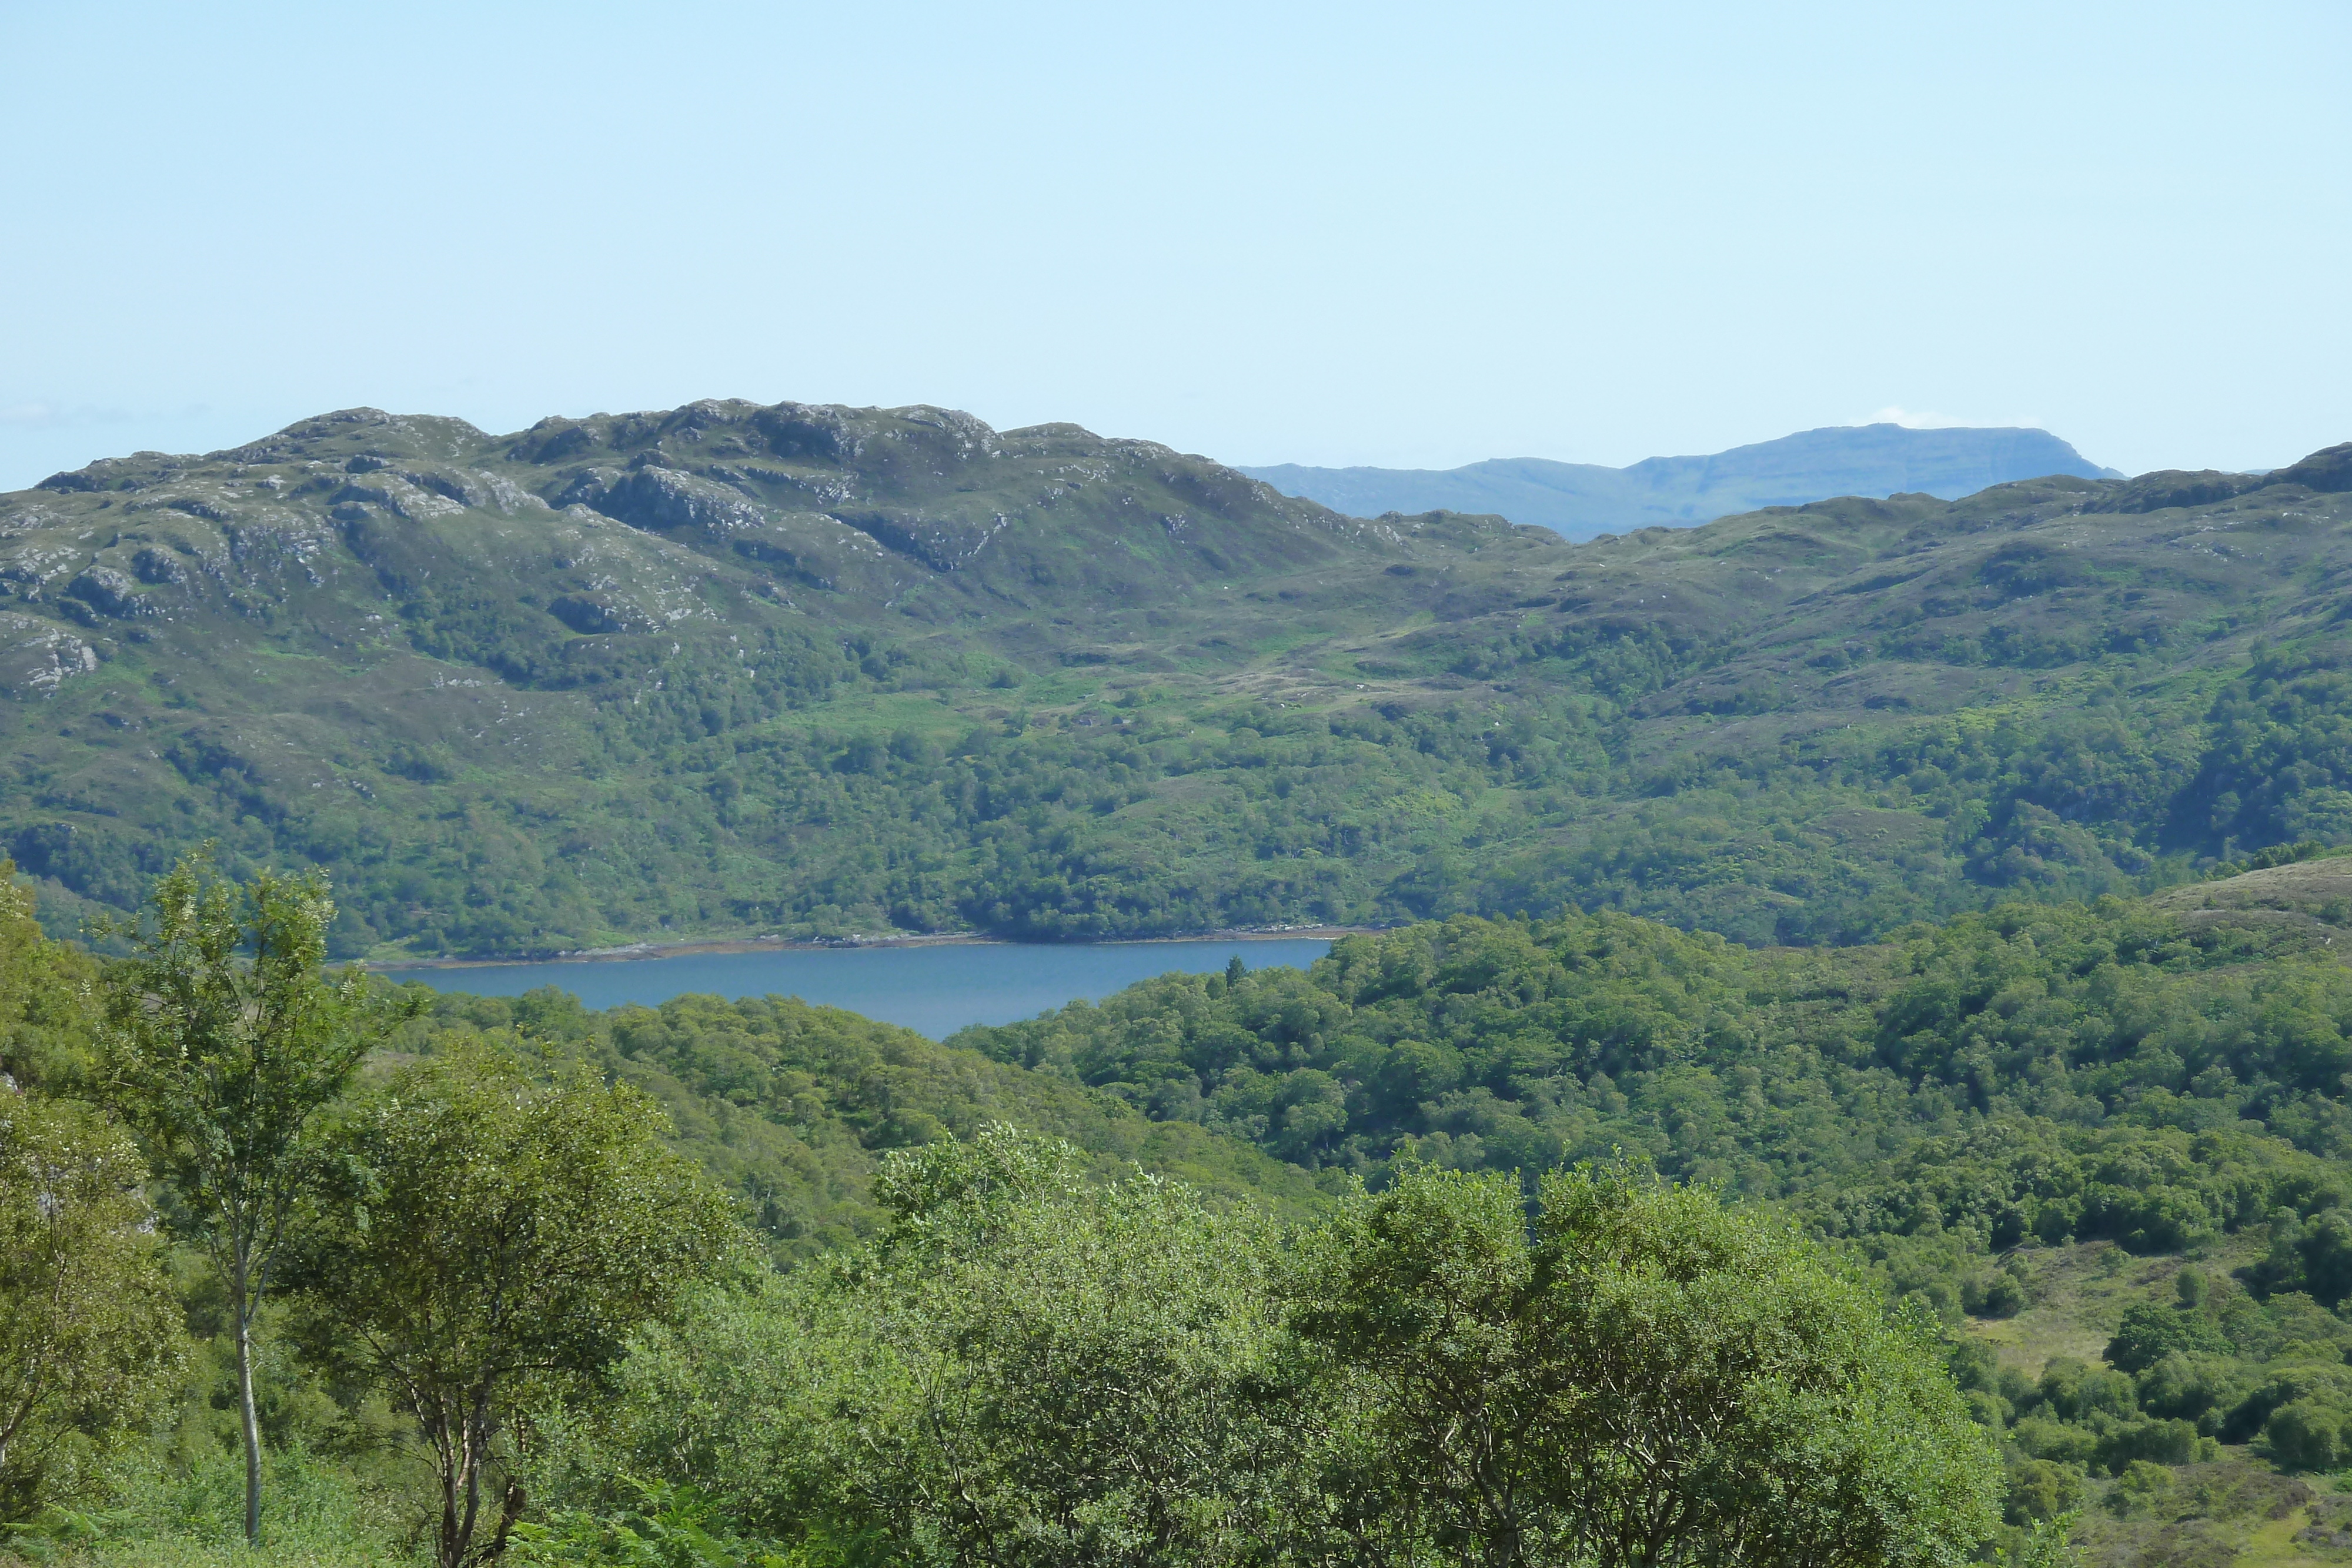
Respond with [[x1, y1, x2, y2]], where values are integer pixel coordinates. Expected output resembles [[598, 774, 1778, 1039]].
[[394, 981, 1328, 1261], [956, 865, 2352, 1563], [352, 865, 2352, 1563], [0, 852, 1323, 1262], [1, 399, 2347, 959], [22, 853, 2352, 1564], [0, 865, 1328, 1567], [954, 862, 2352, 1219]]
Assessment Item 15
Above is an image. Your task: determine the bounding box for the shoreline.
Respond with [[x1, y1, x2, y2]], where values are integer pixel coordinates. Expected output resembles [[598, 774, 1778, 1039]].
[[365, 924, 1382, 974]]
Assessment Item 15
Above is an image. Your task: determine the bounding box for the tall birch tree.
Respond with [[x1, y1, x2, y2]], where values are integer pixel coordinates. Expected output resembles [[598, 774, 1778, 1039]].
[[99, 850, 411, 1546]]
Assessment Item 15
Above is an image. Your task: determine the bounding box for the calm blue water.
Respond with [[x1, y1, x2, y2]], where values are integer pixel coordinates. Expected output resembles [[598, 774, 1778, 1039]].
[[385, 938, 1334, 1039]]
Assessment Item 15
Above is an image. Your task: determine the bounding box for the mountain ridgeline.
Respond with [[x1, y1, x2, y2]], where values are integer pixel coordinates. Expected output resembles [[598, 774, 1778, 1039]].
[[0, 397, 2347, 959], [1241, 423, 2123, 540]]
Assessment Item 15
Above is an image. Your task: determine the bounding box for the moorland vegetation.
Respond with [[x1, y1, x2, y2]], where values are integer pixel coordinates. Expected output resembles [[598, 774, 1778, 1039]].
[[1, 403, 2347, 958]]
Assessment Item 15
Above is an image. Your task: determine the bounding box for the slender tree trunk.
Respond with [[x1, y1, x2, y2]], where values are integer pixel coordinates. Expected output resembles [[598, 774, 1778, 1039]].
[[455, 1436, 479, 1568], [433, 1405, 464, 1568], [452, 1398, 489, 1568], [233, 1256, 262, 1547], [436, 1396, 495, 1568]]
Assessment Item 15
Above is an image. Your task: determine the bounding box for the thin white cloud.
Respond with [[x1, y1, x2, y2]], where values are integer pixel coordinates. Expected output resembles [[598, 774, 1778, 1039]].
[[0, 401, 145, 430], [1864, 405, 1966, 429], [1861, 405, 2044, 432]]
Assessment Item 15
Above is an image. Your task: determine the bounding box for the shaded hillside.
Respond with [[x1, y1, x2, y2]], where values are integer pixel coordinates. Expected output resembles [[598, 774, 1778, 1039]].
[[1241, 423, 2120, 539], [0, 398, 2347, 957]]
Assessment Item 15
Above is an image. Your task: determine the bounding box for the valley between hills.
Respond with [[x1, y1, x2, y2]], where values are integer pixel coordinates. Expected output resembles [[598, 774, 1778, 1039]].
[[1, 399, 2347, 961], [9, 400, 2352, 1567]]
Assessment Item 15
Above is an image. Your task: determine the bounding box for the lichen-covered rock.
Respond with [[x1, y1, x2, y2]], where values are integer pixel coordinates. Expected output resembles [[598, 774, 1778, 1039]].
[[64, 566, 149, 617], [571, 465, 771, 537], [0, 613, 99, 694]]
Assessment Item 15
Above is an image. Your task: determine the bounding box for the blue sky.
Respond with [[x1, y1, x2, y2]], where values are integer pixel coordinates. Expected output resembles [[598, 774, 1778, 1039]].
[[2, 1, 2345, 489]]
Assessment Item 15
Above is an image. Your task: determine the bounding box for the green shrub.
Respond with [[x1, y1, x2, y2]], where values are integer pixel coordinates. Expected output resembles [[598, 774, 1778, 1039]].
[[2037, 1359, 2136, 1422], [2220, 1362, 2352, 1442], [2003, 1459, 2083, 1526], [2133, 1352, 2237, 1426], [2104, 1459, 2175, 1517], [2104, 1300, 2228, 1373], [2011, 1418, 2098, 1466], [2094, 1418, 2197, 1474], [1981, 1272, 2027, 1318], [2264, 1400, 2343, 1470]]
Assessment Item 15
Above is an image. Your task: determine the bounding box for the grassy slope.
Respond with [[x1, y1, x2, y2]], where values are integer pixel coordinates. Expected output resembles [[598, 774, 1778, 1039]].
[[1, 404, 2347, 959], [1957, 1235, 2352, 1568]]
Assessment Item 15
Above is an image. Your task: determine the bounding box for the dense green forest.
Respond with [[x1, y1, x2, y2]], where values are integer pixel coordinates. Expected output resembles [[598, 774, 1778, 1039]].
[[2, 402, 2347, 958], [21, 850, 2352, 1564], [5, 858, 2036, 1567], [953, 864, 2352, 1226], [403, 981, 1328, 1256], [949, 855, 2352, 1560]]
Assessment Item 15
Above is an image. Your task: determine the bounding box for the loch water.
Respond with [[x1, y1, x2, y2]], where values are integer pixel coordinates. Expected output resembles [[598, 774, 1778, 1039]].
[[385, 938, 1336, 1040]]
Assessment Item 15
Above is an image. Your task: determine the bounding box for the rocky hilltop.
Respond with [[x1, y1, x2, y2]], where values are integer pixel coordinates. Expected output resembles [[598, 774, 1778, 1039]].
[[1, 399, 2346, 958], [10, 399, 1454, 651]]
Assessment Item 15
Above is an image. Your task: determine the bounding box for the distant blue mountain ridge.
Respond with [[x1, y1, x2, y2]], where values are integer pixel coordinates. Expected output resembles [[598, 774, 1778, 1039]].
[[1238, 423, 2123, 541]]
